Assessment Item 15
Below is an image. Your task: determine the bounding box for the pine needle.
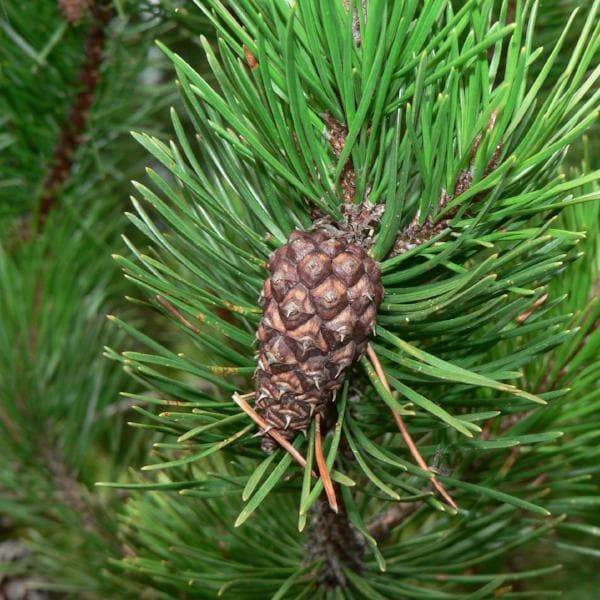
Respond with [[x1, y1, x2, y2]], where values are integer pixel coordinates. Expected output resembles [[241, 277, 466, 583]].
[[315, 414, 338, 513], [366, 343, 458, 511]]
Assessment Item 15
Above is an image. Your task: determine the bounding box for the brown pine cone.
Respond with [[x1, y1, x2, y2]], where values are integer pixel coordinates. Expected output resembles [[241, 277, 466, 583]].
[[256, 229, 384, 452]]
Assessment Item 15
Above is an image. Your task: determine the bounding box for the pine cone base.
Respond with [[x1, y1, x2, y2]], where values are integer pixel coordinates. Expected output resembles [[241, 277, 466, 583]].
[[256, 229, 383, 452]]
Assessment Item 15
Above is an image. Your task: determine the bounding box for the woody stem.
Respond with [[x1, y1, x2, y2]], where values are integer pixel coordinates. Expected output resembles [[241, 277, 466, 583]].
[[305, 486, 365, 589]]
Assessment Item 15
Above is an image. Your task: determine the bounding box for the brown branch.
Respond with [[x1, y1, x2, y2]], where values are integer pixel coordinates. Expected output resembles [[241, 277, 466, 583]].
[[3, 3, 114, 546], [366, 343, 458, 510], [38, 1, 114, 227], [305, 490, 366, 588]]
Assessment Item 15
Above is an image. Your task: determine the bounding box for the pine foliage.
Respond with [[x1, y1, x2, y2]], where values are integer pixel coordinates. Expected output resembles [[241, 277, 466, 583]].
[[103, 0, 600, 598], [0, 1, 184, 595], [0, 1, 598, 598]]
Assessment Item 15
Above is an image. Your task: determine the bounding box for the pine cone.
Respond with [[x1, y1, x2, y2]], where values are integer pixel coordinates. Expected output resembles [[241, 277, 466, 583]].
[[256, 229, 383, 452]]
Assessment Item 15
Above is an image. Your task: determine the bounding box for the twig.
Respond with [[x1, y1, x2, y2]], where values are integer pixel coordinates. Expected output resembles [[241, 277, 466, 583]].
[[366, 343, 458, 510], [232, 392, 313, 472], [315, 414, 338, 513], [305, 489, 365, 587], [38, 1, 114, 227]]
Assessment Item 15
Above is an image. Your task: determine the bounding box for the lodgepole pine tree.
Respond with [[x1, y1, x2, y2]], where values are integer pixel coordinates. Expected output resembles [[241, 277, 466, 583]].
[[103, 0, 600, 598], [0, 1, 598, 599]]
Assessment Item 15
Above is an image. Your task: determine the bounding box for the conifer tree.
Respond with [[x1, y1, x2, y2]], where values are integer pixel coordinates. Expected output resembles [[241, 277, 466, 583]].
[[0, 1, 186, 596], [1, 1, 599, 599], [103, 0, 600, 597]]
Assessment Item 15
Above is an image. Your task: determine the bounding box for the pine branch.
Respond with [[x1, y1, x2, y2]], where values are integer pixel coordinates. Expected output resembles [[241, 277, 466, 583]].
[[105, 1, 600, 597], [38, 1, 114, 226], [0, 3, 192, 594], [305, 490, 365, 588]]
